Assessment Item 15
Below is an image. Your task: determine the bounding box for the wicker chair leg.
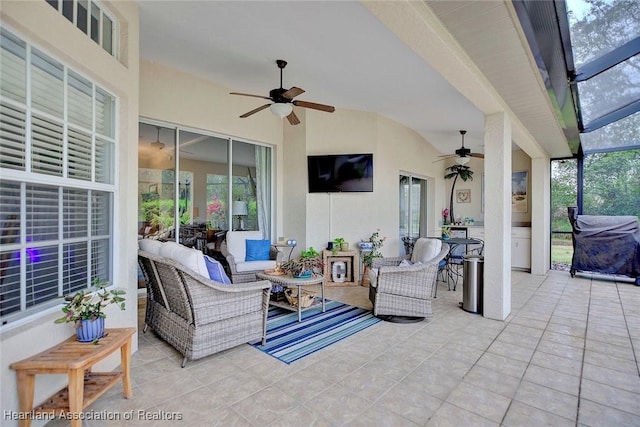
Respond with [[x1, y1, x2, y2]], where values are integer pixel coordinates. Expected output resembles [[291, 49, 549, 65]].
[[181, 356, 188, 368], [143, 324, 148, 333]]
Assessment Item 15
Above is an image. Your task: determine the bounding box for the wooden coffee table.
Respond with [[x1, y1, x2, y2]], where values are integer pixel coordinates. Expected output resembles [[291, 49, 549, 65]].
[[256, 272, 325, 322]]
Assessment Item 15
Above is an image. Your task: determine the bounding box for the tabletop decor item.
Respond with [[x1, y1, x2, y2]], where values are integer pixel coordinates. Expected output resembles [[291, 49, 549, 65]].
[[54, 278, 126, 343], [281, 246, 322, 277], [442, 224, 451, 239]]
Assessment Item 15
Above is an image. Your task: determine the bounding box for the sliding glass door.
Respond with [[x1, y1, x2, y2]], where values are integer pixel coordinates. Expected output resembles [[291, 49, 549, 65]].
[[399, 174, 428, 256], [138, 121, 273, 245]]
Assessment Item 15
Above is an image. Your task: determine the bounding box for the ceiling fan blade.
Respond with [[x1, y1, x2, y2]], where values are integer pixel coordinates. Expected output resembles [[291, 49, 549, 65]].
[[240, 104, 271, 118], [292, 100, 335, 113], [286, 110, 300, 125], [282, 86, 305, 99], [437, 154, 458, 158], [432, 157, 451, 163], [470, 153, 485, 158], [230, 92, 271, 100]]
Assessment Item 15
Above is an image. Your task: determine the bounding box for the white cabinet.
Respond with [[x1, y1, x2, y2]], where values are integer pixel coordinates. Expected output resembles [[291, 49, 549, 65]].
[[511, 227, 531, 270], [465, 226, 531, 271]]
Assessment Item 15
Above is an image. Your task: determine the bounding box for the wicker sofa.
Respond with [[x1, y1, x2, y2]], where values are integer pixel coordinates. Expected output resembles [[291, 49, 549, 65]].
[[138, 249, 271, 367], [369, 238, 449, 322]]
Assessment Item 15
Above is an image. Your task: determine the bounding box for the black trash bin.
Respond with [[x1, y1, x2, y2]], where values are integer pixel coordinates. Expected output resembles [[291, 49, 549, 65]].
[[462, 255, 484, 314]]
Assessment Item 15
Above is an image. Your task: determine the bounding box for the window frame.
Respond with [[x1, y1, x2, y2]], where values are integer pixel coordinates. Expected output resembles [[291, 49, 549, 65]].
[[0, 26, 117, 326]]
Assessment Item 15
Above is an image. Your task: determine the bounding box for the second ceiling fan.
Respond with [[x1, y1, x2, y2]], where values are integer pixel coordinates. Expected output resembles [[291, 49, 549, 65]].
[[435, 130, 484, 164], [230, 59, 335, 126]]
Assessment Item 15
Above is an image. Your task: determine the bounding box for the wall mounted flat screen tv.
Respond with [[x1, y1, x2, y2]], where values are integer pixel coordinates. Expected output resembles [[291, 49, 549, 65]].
[[307, 153, 373, 193]]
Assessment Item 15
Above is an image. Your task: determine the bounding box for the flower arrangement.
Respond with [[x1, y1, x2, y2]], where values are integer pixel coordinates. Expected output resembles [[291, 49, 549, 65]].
[[206, 195, 225, 229], [361, 230, 386, 267], [442, 207, 450, 225], [54, 278, 126, 328]]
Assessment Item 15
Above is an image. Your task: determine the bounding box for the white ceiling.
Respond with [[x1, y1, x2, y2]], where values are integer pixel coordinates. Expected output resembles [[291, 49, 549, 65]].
[[137, 1, 570, 158]]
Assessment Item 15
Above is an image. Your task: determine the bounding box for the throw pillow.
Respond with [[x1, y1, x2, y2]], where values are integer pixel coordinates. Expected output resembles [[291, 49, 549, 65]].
[[245, 239, 271, 261], [203, 255, 231, 284], [398, 259, 413, 267]]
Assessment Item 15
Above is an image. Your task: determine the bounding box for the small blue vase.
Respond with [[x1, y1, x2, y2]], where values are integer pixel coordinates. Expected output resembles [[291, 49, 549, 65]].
[[76, 317, 105, 342]]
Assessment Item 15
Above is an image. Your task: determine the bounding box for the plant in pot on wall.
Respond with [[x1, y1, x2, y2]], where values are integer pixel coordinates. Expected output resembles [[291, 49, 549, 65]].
[[281, 247, 323, 278], [444, 164, 473, 225], [54, 278, 126, 343]]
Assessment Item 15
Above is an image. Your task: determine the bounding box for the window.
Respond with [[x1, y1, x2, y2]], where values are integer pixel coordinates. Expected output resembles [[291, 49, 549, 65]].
[[138, 122, 273, 242], [45, 0, 116, 56], [0, 28, 116, 323], [399, 174, 428, 256]]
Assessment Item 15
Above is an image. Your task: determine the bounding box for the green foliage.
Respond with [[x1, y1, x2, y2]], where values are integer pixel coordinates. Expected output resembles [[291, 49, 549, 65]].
[[332, 237, 345, 254], [583, 150, 640, 217], [300, 246, 320, 259], [361, 230, 386, 267], [54, 278, 126, 327]]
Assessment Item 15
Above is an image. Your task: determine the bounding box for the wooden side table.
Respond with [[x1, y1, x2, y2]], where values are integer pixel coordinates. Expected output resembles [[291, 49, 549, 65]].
[[322, 250, 360, 286], [10, 327, 135, 427]]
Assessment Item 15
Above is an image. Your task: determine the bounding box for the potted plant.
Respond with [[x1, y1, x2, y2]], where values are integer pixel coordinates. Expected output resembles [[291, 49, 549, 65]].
[[360, 230, 386, 286], [281, 247, 323, 278], [332, 237, 348, 253], [54, 278, 126, 343]]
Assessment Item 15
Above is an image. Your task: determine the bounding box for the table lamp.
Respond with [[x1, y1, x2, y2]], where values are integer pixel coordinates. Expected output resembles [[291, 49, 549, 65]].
[[232, 200, 248, 230]]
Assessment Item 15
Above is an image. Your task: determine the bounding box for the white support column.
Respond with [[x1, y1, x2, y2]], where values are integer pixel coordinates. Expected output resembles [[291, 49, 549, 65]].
[[483, 112, 512, 320], [531, 157, 551, 275]]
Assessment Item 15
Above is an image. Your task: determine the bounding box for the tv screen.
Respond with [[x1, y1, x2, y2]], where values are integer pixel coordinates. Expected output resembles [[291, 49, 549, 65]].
[[307, 154, 373, 193]]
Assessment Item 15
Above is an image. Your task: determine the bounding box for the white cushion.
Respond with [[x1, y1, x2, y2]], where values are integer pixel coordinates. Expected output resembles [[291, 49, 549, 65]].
[[160, 241, 209, 278], [411, 238, 442, 264], [236, 260, 276, 272], [138, 239, 163, 255], [226, 230, 265, 262], [368, 267, 379, 287]]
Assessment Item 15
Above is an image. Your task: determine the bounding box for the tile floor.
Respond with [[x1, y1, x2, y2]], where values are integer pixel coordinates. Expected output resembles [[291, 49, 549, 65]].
[[48, 270, 640, 426]]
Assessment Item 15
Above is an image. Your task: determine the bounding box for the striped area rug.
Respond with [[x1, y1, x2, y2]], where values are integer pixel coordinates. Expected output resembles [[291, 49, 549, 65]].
[[249, 300, 381, 364]]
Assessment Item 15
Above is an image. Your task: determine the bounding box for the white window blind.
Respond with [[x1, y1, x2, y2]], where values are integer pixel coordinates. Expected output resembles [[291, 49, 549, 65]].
[[0, 28, 117, 324]]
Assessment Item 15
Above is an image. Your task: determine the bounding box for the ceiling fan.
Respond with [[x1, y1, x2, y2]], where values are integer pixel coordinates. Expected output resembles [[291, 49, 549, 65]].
[[435, 130, 484, 164], [150, 126, 165, 150], [230, 59, 335, 125]]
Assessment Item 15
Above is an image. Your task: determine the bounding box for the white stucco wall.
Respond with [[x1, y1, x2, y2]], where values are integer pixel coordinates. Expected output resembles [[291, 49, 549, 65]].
[[0, 2, 140, 425]]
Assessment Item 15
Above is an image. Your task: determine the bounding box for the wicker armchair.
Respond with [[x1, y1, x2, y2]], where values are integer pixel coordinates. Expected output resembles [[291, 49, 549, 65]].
[[221, 231, 279, 283], [138, 250, 271, 367], [369, 239, 449, 322]]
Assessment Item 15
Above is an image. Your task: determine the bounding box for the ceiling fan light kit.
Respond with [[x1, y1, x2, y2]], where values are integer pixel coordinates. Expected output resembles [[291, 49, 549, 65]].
[[270, 103, 293, 118], [230, 59, 335, 125], [455, 156, 470, 165]]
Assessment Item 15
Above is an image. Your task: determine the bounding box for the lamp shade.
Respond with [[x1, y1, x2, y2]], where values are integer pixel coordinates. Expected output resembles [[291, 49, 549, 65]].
[[269, 103, 293, 118], [232, 200, 248, 216], [455, 156, 470, 165]]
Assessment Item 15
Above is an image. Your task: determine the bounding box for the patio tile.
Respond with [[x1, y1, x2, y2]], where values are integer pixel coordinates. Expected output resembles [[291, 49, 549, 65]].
[[522, 365, 580, 396], [502, 401, 575, 427], [513, 380, 578, 420], [445, 381, 511, 423]]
